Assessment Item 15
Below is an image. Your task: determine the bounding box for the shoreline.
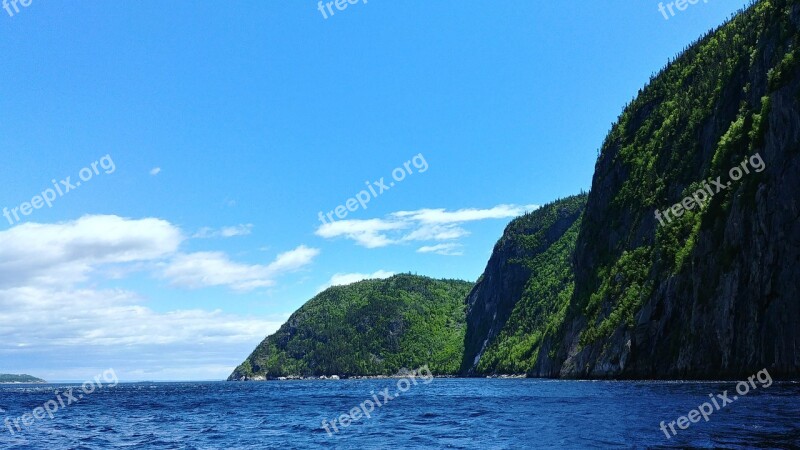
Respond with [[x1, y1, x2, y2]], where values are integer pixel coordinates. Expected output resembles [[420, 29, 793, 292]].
[[227, 375, 800, 382]]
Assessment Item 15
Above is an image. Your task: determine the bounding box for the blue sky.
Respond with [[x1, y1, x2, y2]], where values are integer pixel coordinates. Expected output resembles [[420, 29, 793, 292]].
[[0, 1, 748, 381]]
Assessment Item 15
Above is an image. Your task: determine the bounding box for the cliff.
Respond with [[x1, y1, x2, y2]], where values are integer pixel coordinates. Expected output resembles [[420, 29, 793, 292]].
[[467, 0, 800, 379], [461, 195, 586, 375]]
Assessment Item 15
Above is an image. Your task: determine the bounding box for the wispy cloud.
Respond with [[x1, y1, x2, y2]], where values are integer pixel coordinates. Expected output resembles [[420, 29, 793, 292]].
[[315, 204, 538, 252], [393, 205, 538, 224], [417, 243, 464, 256], [150, 167, 161, 176], [193, 224, 254, 239], [162, 245, 320, 292], [317, 270, 394, 292], [315, 218, 408, 248]]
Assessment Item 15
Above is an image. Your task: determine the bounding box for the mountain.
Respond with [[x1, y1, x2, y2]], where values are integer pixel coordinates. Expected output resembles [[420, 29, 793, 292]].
[[468, 0, 800, 379], [228, 275, 472, 380], [234, 0, 800, 381], [0, 374, 46, 383], [461, 194, 586, 375]]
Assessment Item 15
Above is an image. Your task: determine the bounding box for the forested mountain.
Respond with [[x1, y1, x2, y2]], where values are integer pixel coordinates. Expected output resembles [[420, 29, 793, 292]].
[[234, 0, 800, 381], [461, 195, 586, 375], [228, 275, 472, 380], [468, 0, 800, 379]]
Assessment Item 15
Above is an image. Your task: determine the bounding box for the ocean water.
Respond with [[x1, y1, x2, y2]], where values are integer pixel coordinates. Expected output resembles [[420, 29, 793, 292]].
[[1, 379, 798, 449]]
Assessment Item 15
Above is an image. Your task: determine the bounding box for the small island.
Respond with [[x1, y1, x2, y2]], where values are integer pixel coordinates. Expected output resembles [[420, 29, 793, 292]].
[[0, 374, 46, 384]]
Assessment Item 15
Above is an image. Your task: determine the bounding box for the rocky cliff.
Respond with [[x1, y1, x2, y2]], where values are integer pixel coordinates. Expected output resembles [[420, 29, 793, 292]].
[[233, 0, 800, 382], [461, 195, 586, 374], [467, 0, 800, 379], [556, 0, 800, 379]]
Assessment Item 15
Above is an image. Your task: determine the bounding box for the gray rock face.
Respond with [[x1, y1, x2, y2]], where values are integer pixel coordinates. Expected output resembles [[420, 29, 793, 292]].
[[552, 2, 800, 379], [466, 1, 800, 379], [461, 228, 535, 374], [461, 197, 585, 374]]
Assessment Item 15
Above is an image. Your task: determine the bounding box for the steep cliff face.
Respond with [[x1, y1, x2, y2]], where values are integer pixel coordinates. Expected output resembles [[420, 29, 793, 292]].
[[468, 0, 800, 379], [461, 195, 586, 374], [553, 0, 800, 379]]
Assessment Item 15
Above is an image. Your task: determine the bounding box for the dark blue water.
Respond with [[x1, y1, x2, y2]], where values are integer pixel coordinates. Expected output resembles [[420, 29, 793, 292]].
[[1, 379, 798, 449]]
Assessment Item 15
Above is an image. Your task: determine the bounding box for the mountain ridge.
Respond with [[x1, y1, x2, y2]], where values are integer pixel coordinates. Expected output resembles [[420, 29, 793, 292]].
[[231, 0, 800, 381]]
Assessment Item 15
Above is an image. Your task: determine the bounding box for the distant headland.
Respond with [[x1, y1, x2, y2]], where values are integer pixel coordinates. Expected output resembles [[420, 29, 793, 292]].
[[0, 374, 46, 384]]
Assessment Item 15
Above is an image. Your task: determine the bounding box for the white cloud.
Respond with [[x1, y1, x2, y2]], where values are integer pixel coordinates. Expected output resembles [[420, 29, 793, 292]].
[[266, 245, 321, 273], [315, 218, 408, 248], [417, 243, 464, 256], [0, 215, 314, 380], [315, 204, 538, 252], [0, 203, 531, 380], [393, 204, 538, 224], [0, 215, 184, 288], [0, 287, 275, 347], [317, 270, 395, 292], [193, 224, 254, 239], [401, 223, 469, 242], [221, 224, 253, 237], [0, 215, 316, 295], [0, 286, 287, 380], [150, 167, 161, 176], [162, 245, 320, 292]]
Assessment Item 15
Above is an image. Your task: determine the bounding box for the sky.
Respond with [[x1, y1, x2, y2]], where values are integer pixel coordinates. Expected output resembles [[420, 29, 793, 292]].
[[0, 0, 750, 381]]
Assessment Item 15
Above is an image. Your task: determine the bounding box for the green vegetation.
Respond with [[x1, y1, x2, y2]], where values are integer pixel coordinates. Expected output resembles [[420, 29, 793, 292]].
[[768, 47, 800, 91], [608, 0, 783, 214], [580, 246, 653, 345], [575, 0, 792, 346], [475, 195, 586, 374], [229, 275, 473, 379], [232, 1, 796, 380], [0, 374, 46, 383], [477, 0, 795, 370]]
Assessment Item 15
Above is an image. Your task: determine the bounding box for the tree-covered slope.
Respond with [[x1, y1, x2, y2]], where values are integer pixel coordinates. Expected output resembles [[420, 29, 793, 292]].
[[233, 0, 800, 382], [467, 0, 800, 379], [552, 0, 800, 378], [229, 275, 472, 380], [461, 195, 586, 375]]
